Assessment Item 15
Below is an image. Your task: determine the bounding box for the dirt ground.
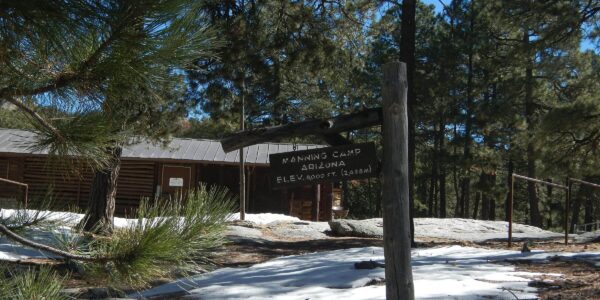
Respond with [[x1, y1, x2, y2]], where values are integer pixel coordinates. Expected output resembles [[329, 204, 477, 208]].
[[214, 236, 384, 267]]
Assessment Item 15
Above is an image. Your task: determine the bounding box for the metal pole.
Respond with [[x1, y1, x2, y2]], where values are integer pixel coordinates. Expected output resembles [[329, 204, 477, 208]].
[[0, 177, 28, 208], [565, 177, 570, 245], [570, 178, 600, 189], [24, 185, 28, 208], [312, 184, 320, 221], [513, 173, 568, 190], [508, 173, 514, 248], [239, 76, 246, 221]]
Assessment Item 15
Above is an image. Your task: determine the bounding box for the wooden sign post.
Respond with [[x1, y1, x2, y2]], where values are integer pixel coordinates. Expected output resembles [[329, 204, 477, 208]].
[[382, 62, 414, 299], [269, 142, 379, 188], [219, 61, 415, 300]]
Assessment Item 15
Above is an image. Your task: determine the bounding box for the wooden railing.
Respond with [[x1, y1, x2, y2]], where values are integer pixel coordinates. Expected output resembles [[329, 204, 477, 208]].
[[0, 177, 28, 208]]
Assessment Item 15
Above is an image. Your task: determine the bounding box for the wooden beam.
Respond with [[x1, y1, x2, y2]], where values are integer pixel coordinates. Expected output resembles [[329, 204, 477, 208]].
[[220, 108, 382, 152], [381, 62, 414, 299], [322, 133, 352, 146]]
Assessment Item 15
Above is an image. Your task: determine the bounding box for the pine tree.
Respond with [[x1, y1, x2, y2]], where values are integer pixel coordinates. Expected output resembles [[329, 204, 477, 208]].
[[186, 0, 376, 131], [0, 1, 219, 232]]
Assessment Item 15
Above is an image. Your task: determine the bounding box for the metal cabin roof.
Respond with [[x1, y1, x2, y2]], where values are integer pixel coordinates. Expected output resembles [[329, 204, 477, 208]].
[[0, 128, 323, 166]]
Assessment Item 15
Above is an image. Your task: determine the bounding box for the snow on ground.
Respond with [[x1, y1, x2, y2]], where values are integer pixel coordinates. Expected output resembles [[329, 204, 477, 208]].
[[415, 218, 563, 242], [228, 212, 300, 225], [3, 208, 600, 299], [0, 236, 55, 261], [133, 245, 587, 300], [0, 209, 138, 229]]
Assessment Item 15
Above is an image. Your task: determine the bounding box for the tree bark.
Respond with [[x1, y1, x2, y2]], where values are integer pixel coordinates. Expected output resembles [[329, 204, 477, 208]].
[[381, 62, 414, 300], [81, 147, 122, 233]]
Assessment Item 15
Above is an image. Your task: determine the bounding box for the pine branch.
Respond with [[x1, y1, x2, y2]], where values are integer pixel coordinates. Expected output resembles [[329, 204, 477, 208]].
[[0, 223, 96, 262], [2, 96, 64, 142], [0, 23, 124, 99]]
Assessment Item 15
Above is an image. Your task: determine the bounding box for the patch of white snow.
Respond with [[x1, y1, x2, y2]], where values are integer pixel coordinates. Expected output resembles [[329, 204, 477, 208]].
[[133, 246, 573, 300], [228, 213, 300, 225]]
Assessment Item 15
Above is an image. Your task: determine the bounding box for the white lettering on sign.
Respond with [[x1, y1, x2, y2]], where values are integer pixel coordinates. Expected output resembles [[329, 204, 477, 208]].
[[169, 177, 184, 187]]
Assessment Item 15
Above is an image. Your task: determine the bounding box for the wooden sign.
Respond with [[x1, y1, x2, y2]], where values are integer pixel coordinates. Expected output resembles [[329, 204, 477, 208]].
[[169, 177, 184, 187], [270, 142, 378, 187]]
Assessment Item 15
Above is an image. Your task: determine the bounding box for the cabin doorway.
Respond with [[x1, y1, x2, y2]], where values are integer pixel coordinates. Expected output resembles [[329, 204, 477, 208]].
[[161, 165, 191, 199]]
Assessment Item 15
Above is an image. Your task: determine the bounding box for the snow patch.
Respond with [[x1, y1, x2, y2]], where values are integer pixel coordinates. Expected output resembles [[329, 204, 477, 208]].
[[133, 246, 582, 299], [228, 213, 300, 225]]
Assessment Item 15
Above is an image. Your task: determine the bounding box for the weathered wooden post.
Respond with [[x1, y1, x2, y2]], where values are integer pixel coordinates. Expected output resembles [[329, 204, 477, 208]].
[[508, 173, 514, 248], [239, 78, 246, 220], [381, 61, 414, 300], [565, 177, 571, 245], [313, 184, 321, 221]]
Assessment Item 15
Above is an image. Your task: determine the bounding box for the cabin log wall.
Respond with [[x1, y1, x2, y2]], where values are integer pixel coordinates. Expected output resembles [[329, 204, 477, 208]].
[[0, 154, 334, 220]]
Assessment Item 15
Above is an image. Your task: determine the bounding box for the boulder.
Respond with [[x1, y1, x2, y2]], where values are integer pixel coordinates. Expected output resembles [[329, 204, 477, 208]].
[[328, 218, 383, 238]]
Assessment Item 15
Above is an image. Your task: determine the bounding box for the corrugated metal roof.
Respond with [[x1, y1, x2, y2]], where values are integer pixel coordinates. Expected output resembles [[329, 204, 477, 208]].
[[0, 128, 323, 166]]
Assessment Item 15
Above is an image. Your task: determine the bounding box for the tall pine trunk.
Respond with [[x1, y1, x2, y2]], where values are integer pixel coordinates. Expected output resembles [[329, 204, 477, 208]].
[[584, 191, 594, 230], [570, 184, 585, 232], [472, 191, 481, 219], [428, 123, 439, 217], [438, 115, 447, 218], [461, 2, 475, 219], [81, 147, 122, 233], [453, 124, 462, 217], [523, 30, 542, 227]]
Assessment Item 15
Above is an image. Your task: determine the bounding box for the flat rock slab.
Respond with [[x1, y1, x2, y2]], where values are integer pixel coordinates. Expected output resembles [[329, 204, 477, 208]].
[[329, 219, 383, 238], [266, 221, 331, 240], [225, 225, 265, 243], [574, 230, 600, 243], [415, 218, 563, 242], [328, 218, 565, 242]]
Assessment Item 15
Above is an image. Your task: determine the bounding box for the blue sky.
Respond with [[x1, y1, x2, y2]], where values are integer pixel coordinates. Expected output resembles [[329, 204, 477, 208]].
[[422, 0, 598, 52]]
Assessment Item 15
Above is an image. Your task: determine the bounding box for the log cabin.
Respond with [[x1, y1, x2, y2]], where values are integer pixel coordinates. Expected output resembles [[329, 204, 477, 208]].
[[0, 128, 340, 221]]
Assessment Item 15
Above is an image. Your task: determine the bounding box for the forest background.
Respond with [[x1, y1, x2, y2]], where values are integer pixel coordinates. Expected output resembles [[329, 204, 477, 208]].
[[1, 0, 599, 232]]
